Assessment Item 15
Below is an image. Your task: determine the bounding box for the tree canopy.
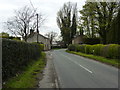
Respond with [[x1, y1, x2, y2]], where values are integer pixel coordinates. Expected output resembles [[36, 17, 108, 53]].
[[79, 1, 119, 44], [57, 2, 77, 46], [6, 6, 44, 42]]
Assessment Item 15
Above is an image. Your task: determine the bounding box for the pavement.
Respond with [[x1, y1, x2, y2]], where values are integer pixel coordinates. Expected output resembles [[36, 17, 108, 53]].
[[51, 49, 119, 88], [38, 51, 59, 89]]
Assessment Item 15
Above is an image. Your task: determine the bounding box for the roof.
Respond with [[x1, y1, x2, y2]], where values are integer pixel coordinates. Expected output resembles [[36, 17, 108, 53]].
[[27, 32, 50, 40], [72, 35, 85, 40]]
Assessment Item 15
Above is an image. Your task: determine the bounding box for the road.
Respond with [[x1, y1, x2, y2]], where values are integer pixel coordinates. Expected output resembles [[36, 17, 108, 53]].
[[51, 49, 118, 88]]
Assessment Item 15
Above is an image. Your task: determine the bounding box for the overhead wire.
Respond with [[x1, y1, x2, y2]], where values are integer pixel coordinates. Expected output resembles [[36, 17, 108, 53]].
[[29, 0, 35, 10]]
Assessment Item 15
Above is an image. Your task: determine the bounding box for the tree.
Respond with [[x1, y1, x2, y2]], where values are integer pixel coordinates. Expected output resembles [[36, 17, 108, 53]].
[[6, 6, 44, 42], [78, 22, 84, 35], [95, 2, 119, 44], [57, 2, 77, 46], [79, 1, 119, 44], [80, 2, 98, 38], [107, 7, 120, 44], [45, 31, 58, 45]]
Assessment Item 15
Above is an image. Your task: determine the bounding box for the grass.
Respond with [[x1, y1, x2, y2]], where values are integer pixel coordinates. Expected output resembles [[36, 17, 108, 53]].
[[4, 52, 46, 88], [66, 50, 120, 68]]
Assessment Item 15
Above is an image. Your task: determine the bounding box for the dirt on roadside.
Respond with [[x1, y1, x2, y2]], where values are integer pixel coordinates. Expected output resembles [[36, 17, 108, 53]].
[[36, 51, 59, 89]]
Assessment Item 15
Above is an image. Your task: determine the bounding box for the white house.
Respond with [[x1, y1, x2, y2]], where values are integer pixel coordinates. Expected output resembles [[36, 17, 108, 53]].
[[27, 30, 51, 50]]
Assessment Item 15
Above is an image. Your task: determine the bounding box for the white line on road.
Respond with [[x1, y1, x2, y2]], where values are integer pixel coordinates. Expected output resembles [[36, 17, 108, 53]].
[[60, 53, 93, 74], [74, 61, 93, 73]]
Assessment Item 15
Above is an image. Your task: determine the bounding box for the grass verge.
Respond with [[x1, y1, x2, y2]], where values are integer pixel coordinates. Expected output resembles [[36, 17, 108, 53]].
[[66, 50, 120, 68], [4, 52, 46, 88]]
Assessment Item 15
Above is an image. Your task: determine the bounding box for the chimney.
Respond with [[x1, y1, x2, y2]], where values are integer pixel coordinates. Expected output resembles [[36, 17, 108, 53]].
[[30, 29, 34, 34]]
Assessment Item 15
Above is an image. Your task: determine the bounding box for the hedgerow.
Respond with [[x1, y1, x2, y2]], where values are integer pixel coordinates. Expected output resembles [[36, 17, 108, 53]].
[[68, 44, 77, 51], [2, 39, 42, 82], [68, 44, 120, 60]]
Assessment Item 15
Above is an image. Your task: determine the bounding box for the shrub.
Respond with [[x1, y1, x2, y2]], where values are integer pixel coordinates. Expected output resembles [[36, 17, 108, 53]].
[[2, 39, 42, 82], [68, 44, 77, 51], [75, 45, 80, 52], [85, 45, 92, 54], [78, 45, 86, 53], [107, 44, 119, 59], [93, 44, 104, 56], [118, 46, 120, 59], [68, 44, 120, 60], [89, 45, 94, 54], [39, 44, 44, 51]]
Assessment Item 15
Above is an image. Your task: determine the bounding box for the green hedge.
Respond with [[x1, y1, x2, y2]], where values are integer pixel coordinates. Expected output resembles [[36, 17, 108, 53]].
[[32, 42, 44, 51], [39, 44, 44, 51], [68, 44, 77, 51], [68, 44, 120, 60], [2, 39, 42, 82]]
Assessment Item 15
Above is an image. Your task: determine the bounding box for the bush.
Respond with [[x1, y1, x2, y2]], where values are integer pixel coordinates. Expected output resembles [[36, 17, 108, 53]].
[[85, 45, 92, 54], [107, 44, 119, 59], [39, 44, 44, 51], [93, 44, 104, 56], [68, 44, 77, 51], [68, 44, 120, 60], [2, 39, 42, 82], [78, 45, 86, 53], [75, 45, 80, 52], [118, 46, 120, 59], [68, 44, 86, 52]]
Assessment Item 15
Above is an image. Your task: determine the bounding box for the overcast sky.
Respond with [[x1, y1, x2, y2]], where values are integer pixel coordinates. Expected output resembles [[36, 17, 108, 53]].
[[0, 0, 86, 36]]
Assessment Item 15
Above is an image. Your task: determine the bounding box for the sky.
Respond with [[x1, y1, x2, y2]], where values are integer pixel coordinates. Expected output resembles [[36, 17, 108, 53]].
[[0, 0, 86, 37]]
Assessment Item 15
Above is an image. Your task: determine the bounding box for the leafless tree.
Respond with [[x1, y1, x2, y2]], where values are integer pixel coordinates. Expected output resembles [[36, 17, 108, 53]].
[[45, 31, 58, 45], [6, 6, 45, 41]]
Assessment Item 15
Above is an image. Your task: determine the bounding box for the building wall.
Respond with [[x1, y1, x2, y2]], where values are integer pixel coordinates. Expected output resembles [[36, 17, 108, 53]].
[[27, 33, 51, 50], [27, 34, 37, 43], [72, 35, 84, 44]]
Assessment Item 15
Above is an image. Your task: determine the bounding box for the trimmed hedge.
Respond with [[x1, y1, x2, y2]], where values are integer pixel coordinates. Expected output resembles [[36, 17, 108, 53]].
[[68, 44, 120, 60], [2, 39, 42, 82], [39, 44, 44, 51], [32, 42, 44, 51], [67, 44, 77, 51]]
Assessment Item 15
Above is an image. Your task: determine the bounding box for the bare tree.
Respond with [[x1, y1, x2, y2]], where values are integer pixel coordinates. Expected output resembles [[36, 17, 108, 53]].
[[45, 31, 58, 45], [6, 6, 44, 42]]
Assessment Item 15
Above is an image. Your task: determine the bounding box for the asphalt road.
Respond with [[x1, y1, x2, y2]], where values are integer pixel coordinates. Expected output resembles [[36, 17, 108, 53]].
[[51, 49, 119, 88]]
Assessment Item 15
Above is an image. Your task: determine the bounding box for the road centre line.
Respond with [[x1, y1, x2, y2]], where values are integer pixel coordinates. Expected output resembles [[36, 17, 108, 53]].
[[59, 53, 93, 74]]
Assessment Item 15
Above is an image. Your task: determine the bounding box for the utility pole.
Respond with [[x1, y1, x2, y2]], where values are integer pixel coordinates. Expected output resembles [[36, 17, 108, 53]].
[[36, 13, 39, 43], [29, 0, 39, 43]]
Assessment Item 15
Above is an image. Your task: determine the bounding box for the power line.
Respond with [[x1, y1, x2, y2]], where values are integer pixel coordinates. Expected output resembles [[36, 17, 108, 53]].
[[28, 0, 39, 43], [29, 0, 35, 10]]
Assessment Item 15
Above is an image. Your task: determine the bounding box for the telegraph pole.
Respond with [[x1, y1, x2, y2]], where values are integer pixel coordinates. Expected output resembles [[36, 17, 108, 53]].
[[29, 0, 39, 43], [36, 13, 39, 43]]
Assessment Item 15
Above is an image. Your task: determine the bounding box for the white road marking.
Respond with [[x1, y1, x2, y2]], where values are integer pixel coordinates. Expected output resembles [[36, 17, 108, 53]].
[[74, 61, 93, 73], [60, 53, 93, 74]]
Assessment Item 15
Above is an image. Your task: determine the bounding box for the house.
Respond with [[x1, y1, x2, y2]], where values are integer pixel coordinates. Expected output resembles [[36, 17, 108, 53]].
[[72, 35, 100, 45], [27, 29, 51, 50], [72, 35, 84, 44]]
